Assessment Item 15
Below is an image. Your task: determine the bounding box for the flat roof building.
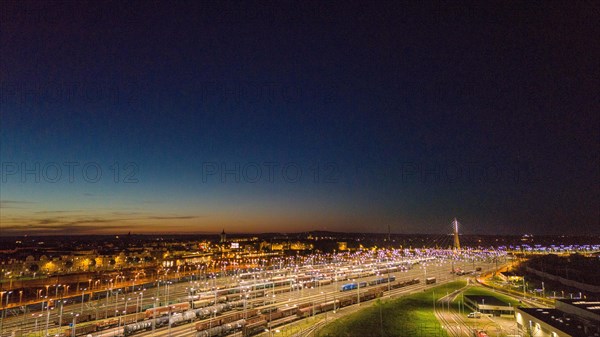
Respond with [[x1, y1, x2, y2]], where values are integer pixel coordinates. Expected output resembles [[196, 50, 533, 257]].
[[515, 299, 600, 337], [464, 295, 515, 317], [555, 299, 600, 323]]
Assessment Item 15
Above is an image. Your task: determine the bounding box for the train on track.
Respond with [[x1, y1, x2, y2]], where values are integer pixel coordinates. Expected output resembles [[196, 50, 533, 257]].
[[54, 276, 422, 337], [196, 286, 387, 337], [48, 271, 422, 337]]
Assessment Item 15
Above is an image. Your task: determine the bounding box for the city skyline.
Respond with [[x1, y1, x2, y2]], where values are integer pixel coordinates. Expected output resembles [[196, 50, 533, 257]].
[[1, 2, 599, 236]]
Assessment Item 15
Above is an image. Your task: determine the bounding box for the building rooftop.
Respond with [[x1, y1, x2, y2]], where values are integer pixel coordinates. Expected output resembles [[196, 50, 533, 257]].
[[557, 299, 600, 320], [517, 307, 598, 337]]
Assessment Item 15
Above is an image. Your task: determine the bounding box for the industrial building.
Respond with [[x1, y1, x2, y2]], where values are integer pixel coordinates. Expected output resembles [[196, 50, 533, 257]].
[[515, 299, 600, 337], [464, 295, 515, 317]]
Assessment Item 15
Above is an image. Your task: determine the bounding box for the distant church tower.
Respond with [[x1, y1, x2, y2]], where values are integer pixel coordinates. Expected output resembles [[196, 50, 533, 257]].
[[452, 218, 460, 250], [220, 229, 226, 243]]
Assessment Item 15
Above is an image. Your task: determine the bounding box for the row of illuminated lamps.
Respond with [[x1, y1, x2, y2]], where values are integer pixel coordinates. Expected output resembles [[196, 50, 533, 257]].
[[10, 251, 477, 307], [23, 274, 145, 305]]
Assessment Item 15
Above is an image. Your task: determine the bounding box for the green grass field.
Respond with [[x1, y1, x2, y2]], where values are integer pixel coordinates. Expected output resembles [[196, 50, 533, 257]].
[[316, 281, 466, 337], [460, 286, 523, 307]]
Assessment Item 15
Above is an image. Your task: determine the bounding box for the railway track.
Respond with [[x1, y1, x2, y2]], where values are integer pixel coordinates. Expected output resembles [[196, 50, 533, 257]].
[[1, 259, 501, 337], [433, 285, 473, 337]]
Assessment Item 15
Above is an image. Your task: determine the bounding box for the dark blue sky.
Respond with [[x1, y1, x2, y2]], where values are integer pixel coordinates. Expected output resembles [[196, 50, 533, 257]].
[[1, 1, 598, 235]]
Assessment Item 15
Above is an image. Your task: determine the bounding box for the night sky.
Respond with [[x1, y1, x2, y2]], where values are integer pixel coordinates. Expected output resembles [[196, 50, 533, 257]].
[[1, 1, 598, 235]]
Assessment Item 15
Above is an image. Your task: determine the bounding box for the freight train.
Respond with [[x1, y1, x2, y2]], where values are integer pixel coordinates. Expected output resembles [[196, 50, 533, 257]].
[[340, 281, 368, 291], [195, 287, 387, 337], [368, 275, 396, 286], [425, 277, 437, 284], [57, 276, 421, 337]]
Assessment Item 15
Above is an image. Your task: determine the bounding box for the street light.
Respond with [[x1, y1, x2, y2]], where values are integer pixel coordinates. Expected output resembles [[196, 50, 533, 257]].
[[117, 308, 127, 335], [482, 298, 485, 315], [134, 293, 140, 319], [80, 288, 87, 314], [0, 291, 13, 337], [151, 297, 159, 334], [34, 313, 42, 336], [44, 304, 52, 336], [168, 305, 174, 337], [166, 281, 172, 305], [72, 313, 80, 337], [58, 299, 66, 329]]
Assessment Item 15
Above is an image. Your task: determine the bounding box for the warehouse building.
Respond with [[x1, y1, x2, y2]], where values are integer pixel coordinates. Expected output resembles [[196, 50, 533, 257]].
[[515, 299, 600, 337]]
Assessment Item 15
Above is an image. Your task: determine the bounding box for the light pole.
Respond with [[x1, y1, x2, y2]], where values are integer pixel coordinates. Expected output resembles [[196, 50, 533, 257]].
[[114, 290, 121, 319], [80, 288, 87, 314], [357, 280, 360, 306], [243, 292, 249, 320], [58, 299, 65, 329], [136, 291, 144, 321], [166, 282, 171, 305], [104, 288, 110, 319], [542, 282, 545, 299], [151, 298, 158, 334], [34, 313, 41, 336], [133, 293, 139, 318], [44, 304, 51, 337], [482, 299, 485, 315], [125, 296, 130, 314], [72, 313, 79, 337], [168, 306, 173, 337], [156, 279, 160, 303], [118, 308, 126, 335], [0, 291, 12, 337]]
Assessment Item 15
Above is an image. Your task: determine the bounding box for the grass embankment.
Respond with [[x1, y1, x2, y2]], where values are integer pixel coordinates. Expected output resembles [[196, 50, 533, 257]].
[[316, 281, 466, 337], [254, 315, 327, 337], [460, 286, 523, 307]]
